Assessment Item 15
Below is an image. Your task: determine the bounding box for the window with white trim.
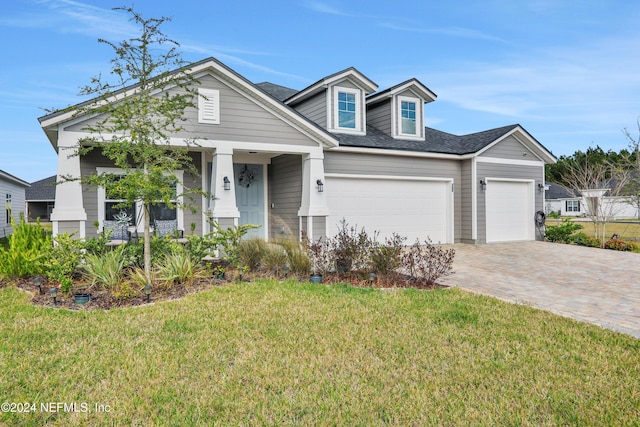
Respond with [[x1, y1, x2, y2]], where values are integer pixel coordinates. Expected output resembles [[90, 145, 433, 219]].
[[396, 95, 422, 138], [150, 183, 177, 222], [332, 86, 362, 133], [105, 176, 136, 226], [97, 169, 184, 232], [566, 200, 580, 212], [198, 88, 220, 124]]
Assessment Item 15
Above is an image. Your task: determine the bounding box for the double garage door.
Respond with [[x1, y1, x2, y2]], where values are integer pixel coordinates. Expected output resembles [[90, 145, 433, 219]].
[[325, 176, 453, 244], [485, 179, 534, 243]]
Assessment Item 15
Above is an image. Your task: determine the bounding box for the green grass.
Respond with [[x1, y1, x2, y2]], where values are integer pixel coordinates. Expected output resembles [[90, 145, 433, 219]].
[[1, 280, 639, 425]]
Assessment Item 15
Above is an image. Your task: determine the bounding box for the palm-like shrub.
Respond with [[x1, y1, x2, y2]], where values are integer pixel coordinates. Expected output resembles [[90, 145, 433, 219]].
[[82, 247, 128, 290], [156, 250, 203, 288]]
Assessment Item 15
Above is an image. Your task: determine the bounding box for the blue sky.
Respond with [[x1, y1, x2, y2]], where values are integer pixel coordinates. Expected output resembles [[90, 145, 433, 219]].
[[2, 0, 640, 182]]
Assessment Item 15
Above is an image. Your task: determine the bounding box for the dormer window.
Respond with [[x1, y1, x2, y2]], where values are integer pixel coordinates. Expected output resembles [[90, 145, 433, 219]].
[[331, 86, 364, 134], [338, 91, 356, 129], [396, 95, 423, 140], [401, 100, 417, 135]]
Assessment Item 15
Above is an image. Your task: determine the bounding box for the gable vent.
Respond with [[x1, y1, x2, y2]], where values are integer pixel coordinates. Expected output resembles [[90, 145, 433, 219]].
[[198, 88, 220, 124]]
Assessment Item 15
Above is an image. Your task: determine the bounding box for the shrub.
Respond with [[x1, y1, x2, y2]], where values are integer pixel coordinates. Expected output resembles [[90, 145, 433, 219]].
[[369, 233, 406, 275], [185, 235, 217, 264], [402, 239, 455, 286], [42, 233, 83, 288], [0, 215, 51, 278], [262, 243, 288, 275], [331, 219, 372, 273], [156, 249, 203, 288], [208, 221, 260, 267], [278, 237, 310, 275], [81, 247, 128, 290], [306, 237, 333, 275], [238, 238, 267, 271], [545, 219, 583, 243], [81, 235, 110, 256], [572, 232, 601, 248], [604, 239, 639, 252]]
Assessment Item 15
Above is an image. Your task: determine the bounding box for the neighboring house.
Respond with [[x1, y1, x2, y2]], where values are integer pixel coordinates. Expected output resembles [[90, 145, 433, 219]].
[[38, 57, 556, 244], [25, 175, 56, 222], [545, 182, 638, 219], [0, 169, 30, 237]]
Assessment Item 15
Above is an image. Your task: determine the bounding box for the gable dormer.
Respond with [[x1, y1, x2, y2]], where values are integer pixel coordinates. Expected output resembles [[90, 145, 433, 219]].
[[285, 68, 377, 136], [366, 79, 437, 141]]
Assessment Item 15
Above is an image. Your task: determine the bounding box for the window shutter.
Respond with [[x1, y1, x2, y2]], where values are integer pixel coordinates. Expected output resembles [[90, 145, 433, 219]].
[[198, 88, 220, 124]]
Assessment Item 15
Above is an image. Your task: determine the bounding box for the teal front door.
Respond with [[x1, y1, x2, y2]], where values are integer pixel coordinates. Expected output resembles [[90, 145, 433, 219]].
[[234, 164, 264, 240]]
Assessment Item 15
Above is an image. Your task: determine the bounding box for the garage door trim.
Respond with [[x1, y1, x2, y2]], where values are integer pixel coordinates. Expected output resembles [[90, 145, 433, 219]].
[[325, 173, 455, 244], [485, 177, 535, 243]]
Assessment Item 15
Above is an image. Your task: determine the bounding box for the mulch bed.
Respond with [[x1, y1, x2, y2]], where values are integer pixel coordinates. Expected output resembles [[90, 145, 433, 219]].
[[8, 271, 446, 311]]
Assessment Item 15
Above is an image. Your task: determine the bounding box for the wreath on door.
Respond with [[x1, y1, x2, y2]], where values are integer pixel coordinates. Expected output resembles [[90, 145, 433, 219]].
[[238, 164, 256, 188]]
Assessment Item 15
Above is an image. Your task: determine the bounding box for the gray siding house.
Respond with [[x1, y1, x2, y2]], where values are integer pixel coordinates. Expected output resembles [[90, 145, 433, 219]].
[[38, 57, 556, 244], [25, 175, 56, 222], [0, 170, 30, 237]]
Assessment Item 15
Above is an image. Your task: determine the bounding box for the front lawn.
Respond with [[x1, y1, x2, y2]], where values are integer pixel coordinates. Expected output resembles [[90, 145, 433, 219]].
[[1, 280, 638, 425]]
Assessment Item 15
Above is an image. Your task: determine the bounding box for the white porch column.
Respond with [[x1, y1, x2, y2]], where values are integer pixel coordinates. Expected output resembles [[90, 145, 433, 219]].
[[298, 148, 330, 240], [50, 132, 87, 238], [210, 146, 240, 221]]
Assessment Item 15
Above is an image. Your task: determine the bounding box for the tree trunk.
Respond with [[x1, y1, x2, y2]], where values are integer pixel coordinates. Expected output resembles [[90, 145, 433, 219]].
[[144, 204, 151, 279], [143, 163, 151, 281]]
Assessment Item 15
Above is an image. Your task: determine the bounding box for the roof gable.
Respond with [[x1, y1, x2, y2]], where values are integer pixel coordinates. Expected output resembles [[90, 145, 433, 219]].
[[26, 176, 56, 200], [39, 57, 340, 151], [0, 170, 30, 187], [284, 67, 378, 106], [366, 78, 437, 105]]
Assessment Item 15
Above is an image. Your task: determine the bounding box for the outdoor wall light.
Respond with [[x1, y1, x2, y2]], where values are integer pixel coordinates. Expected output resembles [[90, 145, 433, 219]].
[[144, 285, 152, 303], [223, 176, 231, 191], [49, 287, 58, 305], [316, 179, 324, 193], [479, 179, 487, 190], [537, 183, 545, 192], [33, 276, 43, 295]]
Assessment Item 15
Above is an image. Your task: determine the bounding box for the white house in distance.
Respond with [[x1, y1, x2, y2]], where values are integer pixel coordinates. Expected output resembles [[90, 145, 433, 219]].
[[38, 57, 556, 244], [545, 182, 638, 219], [0, 169, 30, 238]]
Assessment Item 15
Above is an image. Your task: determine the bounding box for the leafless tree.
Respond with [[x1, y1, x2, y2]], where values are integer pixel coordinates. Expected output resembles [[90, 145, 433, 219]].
[[622, 119, 640, 219], [561, 158, 629, 246]]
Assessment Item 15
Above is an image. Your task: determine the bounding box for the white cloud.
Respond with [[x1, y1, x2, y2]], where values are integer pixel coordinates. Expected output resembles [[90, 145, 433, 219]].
[[0, 0, 136, 38], [304, 1, 349, 16], [381, 23, 505, 42]]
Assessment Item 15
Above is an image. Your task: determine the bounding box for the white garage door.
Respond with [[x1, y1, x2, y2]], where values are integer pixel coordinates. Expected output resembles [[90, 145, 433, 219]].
[[325, 176, 453, 244], [485, 180, 534, 243]]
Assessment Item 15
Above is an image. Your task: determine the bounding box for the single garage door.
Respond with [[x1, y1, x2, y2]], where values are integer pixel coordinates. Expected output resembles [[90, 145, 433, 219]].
[[485, 179, 534, 243], [325, 176, 453, 244]]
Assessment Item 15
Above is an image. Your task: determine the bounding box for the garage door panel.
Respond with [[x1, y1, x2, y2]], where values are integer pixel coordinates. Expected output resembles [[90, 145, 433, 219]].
[[326, 177, 452, 244], [486, 180, 533, 243]]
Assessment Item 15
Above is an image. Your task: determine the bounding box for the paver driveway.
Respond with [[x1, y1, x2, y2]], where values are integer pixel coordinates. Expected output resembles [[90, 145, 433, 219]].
[[439, 241, 640, 338]]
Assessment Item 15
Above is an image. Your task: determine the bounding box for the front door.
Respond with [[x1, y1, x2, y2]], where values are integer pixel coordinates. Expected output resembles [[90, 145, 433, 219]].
[[234, 163, 264, 239]]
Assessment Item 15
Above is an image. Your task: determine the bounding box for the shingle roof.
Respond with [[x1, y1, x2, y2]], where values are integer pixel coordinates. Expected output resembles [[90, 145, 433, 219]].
[[255, 82, 299, 102], [546, 182, 578, 199], [336, 124, 520, 155], [25, 176, 56, 201], [255, 80, 551, 157]]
